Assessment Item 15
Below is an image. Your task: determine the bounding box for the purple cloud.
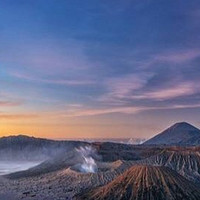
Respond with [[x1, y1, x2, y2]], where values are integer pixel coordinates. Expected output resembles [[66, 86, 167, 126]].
[[0, 100, 22, 107], [99, 73, 153, 105], [11, 71, 95, 86], [154, 49, 200, 64], [130, 81, 200, 101]]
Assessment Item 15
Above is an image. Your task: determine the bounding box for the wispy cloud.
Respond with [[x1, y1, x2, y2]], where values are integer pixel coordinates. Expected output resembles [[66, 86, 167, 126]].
[[154, 49, 200, 64], [136, 49, 200, 70], [131, 81, 199, 100], [11, 72, 95, 86], [99, 71, 200, 104], [0, 113, 38, 120], [3, 103, 200, 120], [1, 39, 93, 72], [99, 73, 153, 104], [0, 100, 22, 107], [48, 102, 200, 118], [51, 106, 146, 118]]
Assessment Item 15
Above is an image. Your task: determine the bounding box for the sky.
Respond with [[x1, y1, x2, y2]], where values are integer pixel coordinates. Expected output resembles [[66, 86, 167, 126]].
[[0, 0, 200, 139]]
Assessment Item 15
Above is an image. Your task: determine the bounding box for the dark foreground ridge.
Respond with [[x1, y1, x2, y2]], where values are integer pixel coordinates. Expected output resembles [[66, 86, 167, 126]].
[[76, 165, 200, 200]]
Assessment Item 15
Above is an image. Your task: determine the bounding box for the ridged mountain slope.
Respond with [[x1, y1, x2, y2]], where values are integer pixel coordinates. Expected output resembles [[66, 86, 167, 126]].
[[76, 165, 200, 200]]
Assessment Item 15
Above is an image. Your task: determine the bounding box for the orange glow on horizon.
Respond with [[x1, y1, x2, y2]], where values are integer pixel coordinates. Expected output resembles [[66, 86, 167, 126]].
[[0, 119, 159, 140]]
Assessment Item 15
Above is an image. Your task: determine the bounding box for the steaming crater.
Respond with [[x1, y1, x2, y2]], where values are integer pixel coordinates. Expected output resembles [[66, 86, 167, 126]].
[[80, 157, 98, 173], [70, 160, 124, 173], [71, 145, 120, 173], [75, 146, 98, 173]]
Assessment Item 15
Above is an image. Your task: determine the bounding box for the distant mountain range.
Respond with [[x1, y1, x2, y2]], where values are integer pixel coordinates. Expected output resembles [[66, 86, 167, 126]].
[[0, 122, 200, 160], [83, 138, 146, 145], [144, 122, 200, 145], [1, 121, 200, 161]]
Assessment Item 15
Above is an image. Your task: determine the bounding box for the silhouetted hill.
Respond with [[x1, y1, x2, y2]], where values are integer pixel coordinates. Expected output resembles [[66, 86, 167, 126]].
[[144, 122, 200, 145], [0, 135, 88, 161], [77, 165, 200, 200]]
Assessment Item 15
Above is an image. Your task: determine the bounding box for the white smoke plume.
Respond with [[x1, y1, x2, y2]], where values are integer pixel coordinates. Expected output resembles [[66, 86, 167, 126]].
[[76, 146, 98, 173]]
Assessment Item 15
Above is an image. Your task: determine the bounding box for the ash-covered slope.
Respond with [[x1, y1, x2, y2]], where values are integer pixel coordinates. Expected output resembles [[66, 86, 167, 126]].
[[144, 122, 200, 145], [1, 161, 136, 200], [138, 147, 200, 183], [76, 165, 200, 200]]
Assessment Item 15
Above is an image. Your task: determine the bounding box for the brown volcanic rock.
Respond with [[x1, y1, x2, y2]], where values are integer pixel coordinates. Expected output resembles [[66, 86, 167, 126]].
[[138, 147, 200, 183], [76, 165, 200, 200]]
